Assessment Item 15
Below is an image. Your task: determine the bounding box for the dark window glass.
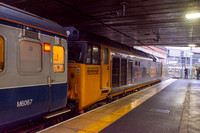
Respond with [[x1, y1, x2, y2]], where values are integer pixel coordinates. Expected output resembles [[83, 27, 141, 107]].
[[135, 61, 137, 66], [121, 59, 127, 86], [103, 48, 108, 64], [86, 44, 92, 64], [92, 45, 99, 64], [68, 45, 83, 62]]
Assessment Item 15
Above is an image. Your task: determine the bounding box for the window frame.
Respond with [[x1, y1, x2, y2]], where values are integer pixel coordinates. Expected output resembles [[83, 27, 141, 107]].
[[85, 43, 101, 65], [53, 45, 65, 73], [19, 40, 43, 74], [0, 36, 4, 73]]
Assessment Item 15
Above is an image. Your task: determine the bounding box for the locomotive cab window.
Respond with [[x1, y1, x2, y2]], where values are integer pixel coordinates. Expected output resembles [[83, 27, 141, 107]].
[[19, 40, 42, 73], [0, 36, 4, 72], [86, 44, 92, 64], [68, 44, 83, 63], [86, 44, 100, 65], [92, 45, 99, 64], [53, 46, 64, 72]]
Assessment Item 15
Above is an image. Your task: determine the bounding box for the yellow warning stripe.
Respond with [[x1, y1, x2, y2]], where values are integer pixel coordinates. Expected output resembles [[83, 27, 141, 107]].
[[78, 79, 176, 133]]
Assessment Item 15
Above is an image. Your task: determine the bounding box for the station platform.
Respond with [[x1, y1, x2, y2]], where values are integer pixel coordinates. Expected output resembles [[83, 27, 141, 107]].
[[39, 79, 200, 133]]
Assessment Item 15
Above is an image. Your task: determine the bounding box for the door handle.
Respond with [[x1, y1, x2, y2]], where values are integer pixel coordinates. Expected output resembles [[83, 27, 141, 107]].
[[48, 75, 52, 87]]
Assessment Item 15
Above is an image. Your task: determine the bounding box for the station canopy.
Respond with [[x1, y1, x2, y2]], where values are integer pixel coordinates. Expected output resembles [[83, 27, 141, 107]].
[[2, 0, 200, 47]]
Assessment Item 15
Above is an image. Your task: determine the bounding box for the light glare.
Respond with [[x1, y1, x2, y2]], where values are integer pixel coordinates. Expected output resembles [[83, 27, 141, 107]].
[[188, 44, 196, 47], [186, 13, 200, 19]]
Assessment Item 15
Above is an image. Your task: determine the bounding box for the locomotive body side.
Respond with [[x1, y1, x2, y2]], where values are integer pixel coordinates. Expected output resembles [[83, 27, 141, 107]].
[[110, 49, 162, 96], [68, 40, 162, 111]]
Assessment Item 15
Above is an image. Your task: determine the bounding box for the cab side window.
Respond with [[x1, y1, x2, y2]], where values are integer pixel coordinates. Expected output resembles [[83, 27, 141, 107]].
[[86, 45, 92, 64], [53, 46, 65, 72], [19, 40, 42, 73], [86, 44, 100, 65], [0, 36, 4, 72], [92, 45, 100, 64]]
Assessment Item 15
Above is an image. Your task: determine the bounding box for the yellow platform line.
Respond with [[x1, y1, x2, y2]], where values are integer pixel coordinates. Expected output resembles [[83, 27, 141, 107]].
[[78, 79, 176, 133]]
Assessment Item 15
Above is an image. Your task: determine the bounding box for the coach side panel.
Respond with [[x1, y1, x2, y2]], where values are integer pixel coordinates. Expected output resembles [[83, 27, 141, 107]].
[[0, 23, 68, 130]]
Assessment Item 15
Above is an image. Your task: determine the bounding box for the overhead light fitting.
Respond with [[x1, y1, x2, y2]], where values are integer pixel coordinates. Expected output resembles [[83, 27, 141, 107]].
[[188, 44, 196, 47], [186, 13, 200, 19]]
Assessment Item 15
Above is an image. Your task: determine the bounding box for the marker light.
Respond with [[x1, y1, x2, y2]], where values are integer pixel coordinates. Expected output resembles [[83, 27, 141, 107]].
[[44, 43, 51, 52], [188, 44, 196, 47], [186, 13, 200, 19]]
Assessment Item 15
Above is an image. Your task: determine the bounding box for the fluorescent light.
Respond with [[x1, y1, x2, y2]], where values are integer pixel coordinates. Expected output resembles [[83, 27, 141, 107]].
[[189, 52, 194, 55], [188, 44, 196, 47], [186, 13, 200, 19]]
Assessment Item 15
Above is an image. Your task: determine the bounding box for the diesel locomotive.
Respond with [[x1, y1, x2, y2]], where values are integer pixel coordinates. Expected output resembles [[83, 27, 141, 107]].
[[66, 27, 162, 112], [0, 3, 69, 131], [0, 2, 162, 131]]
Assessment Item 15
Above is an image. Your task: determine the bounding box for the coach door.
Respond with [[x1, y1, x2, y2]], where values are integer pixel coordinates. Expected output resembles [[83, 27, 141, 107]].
[[48, 44, 67, 111], [101, 47, 110, 92]]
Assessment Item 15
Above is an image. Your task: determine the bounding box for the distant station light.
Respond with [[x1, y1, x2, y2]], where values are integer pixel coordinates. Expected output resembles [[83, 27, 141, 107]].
[[186, 13, 200, 19], [188, 44, 196, 47]]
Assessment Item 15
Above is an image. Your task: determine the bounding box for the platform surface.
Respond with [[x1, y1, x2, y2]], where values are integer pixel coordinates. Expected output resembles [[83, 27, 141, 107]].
[[39, 79, 200, 133]]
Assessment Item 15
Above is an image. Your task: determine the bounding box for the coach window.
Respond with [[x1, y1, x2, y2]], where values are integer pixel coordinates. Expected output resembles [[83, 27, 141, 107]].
[[103, 48, 108, 64], [53, 46, 64, 72], [19, 40, 42, 73], [0, 37, 4, 72]]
